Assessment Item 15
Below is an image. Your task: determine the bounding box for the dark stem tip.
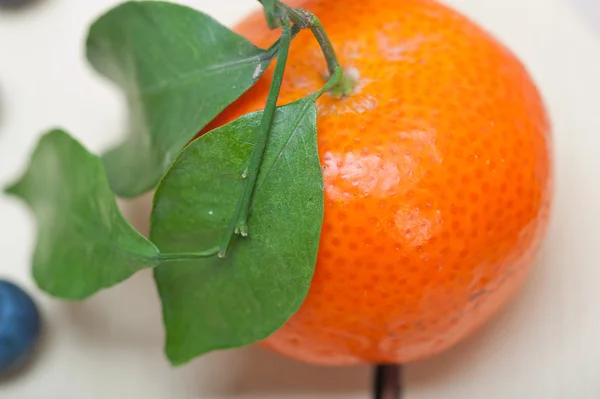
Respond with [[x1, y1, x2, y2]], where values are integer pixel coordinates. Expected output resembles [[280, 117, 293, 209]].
[[373, 364, 403, 399]]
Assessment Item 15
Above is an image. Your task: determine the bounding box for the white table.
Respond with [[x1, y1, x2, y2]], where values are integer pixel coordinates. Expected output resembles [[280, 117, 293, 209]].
[[1, 0, 600, 398]]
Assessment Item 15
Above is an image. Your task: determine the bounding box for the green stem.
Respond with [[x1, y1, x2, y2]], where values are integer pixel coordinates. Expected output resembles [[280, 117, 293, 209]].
[[277, 2, 340, 76], [264, 24, 302, 60], [218, 15, 293, 258], [307, 66, 343, 101], [160, 247, 220, 262]]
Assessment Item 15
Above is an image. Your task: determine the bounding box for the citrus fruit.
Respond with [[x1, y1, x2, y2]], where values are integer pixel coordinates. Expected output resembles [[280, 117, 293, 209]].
[[204, 0, 553, 365]]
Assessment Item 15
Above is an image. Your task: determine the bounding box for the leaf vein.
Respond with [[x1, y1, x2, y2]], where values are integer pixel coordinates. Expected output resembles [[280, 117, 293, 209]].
[[256, 101, 314, 194]]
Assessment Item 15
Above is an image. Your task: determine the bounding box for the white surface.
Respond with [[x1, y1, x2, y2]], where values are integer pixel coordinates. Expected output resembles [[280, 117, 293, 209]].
[[1, 0, 600, 398]]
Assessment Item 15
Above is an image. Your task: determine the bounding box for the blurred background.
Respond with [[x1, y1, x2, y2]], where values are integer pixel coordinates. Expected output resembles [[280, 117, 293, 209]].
[[1, 0, 600, 398]]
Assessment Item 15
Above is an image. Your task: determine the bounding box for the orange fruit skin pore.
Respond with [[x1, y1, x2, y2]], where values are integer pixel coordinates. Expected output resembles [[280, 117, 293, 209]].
[[205, 0, 553, 365]]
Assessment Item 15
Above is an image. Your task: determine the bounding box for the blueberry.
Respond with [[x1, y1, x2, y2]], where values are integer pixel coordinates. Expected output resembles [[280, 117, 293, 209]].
[[0, 280, 41, 373]]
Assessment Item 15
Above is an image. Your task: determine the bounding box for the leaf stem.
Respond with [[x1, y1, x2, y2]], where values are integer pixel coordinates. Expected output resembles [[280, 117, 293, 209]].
[[307, 65, 343, 101], [264, 24, 302, 60], [216, 3, 349, 258], [159, 247, 220, 262], [277, 2, 340, 76], [218, 15, 293, 258]]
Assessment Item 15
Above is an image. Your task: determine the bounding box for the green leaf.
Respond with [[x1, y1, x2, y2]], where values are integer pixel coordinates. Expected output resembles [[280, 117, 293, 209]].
[[4, 130, 160, 300], [150, 99, 323, 365], [261, 0, 280, 29], [87, 1, 276, 198]]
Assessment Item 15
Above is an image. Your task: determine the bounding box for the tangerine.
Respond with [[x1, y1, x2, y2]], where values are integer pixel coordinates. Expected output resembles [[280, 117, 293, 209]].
[[204, 0, 553, 365]]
